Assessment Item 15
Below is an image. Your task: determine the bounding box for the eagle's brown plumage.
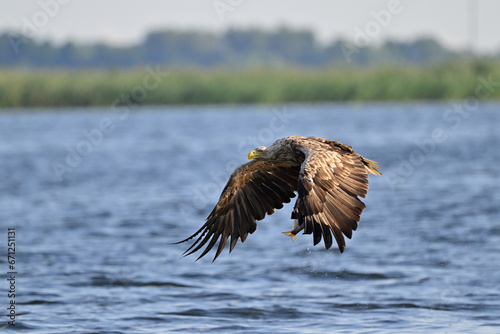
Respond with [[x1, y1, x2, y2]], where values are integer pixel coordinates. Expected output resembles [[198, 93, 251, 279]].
[[176, 136, 381, 261]]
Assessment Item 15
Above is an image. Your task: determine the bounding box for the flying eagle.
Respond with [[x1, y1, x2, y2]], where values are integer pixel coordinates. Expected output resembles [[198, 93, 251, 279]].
[[177, 136, 381, 261]]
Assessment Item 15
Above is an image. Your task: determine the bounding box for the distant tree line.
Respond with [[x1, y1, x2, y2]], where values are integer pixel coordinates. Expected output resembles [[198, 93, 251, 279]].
[[0, 27, 477, 69]]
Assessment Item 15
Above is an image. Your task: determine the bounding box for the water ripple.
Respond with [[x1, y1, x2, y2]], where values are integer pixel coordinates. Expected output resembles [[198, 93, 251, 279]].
[[2, 104, 499, 333]]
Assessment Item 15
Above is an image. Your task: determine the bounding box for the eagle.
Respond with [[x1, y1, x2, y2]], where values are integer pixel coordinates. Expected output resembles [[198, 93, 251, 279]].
[[177, 136, 381, 261]]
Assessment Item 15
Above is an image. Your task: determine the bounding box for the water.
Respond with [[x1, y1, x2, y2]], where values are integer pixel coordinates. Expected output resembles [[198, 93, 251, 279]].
[[0, 102, 499, 333]]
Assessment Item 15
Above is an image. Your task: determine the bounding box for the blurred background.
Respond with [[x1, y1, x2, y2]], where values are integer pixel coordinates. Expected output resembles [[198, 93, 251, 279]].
[[1, 0, 500, 106], [0, 1, 499, 333]]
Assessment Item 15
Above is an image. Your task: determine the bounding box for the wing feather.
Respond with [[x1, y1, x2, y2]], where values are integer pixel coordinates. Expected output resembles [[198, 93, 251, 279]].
[[317, 212, 333, 249]]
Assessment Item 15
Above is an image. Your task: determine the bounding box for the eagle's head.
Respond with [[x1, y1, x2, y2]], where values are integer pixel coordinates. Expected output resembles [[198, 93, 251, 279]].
[[248, 141, 303, 164], [247, 146, 267, 160]]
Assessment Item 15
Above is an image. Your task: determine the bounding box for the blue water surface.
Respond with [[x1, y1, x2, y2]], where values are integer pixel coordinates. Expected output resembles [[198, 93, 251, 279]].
[[0, 102, 499, 333]]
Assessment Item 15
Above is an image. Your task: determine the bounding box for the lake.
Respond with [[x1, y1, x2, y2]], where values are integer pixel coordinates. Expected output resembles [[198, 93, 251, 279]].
[[0, 102, 499, 333]]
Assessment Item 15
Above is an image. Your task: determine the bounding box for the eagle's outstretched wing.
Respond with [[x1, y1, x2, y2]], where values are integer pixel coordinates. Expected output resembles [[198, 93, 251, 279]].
[[292, 137, 380, 252], [176, 160, 300, 261]]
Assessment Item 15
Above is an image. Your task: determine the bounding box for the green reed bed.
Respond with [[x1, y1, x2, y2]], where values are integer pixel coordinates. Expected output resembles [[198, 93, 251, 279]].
[[1, 61, 499, 108]]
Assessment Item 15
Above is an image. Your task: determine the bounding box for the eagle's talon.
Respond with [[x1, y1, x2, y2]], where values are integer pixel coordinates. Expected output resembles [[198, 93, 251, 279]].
[[282, 231, 296, 242]]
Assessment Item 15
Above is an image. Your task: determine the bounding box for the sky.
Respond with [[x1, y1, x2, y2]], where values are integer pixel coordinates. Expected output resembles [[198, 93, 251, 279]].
[[1, 0, 499, 54]]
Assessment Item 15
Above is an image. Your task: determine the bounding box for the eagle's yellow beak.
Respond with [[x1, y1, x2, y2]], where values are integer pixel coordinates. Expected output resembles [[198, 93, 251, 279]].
[[248, 150, 263, 160]]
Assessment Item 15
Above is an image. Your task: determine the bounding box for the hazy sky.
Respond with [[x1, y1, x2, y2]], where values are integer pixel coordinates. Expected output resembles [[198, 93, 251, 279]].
[[1, 0, 499, 53]]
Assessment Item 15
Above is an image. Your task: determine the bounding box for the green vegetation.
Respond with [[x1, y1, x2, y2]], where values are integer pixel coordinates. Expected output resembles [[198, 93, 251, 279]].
[[1, 61, 500, 108]]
